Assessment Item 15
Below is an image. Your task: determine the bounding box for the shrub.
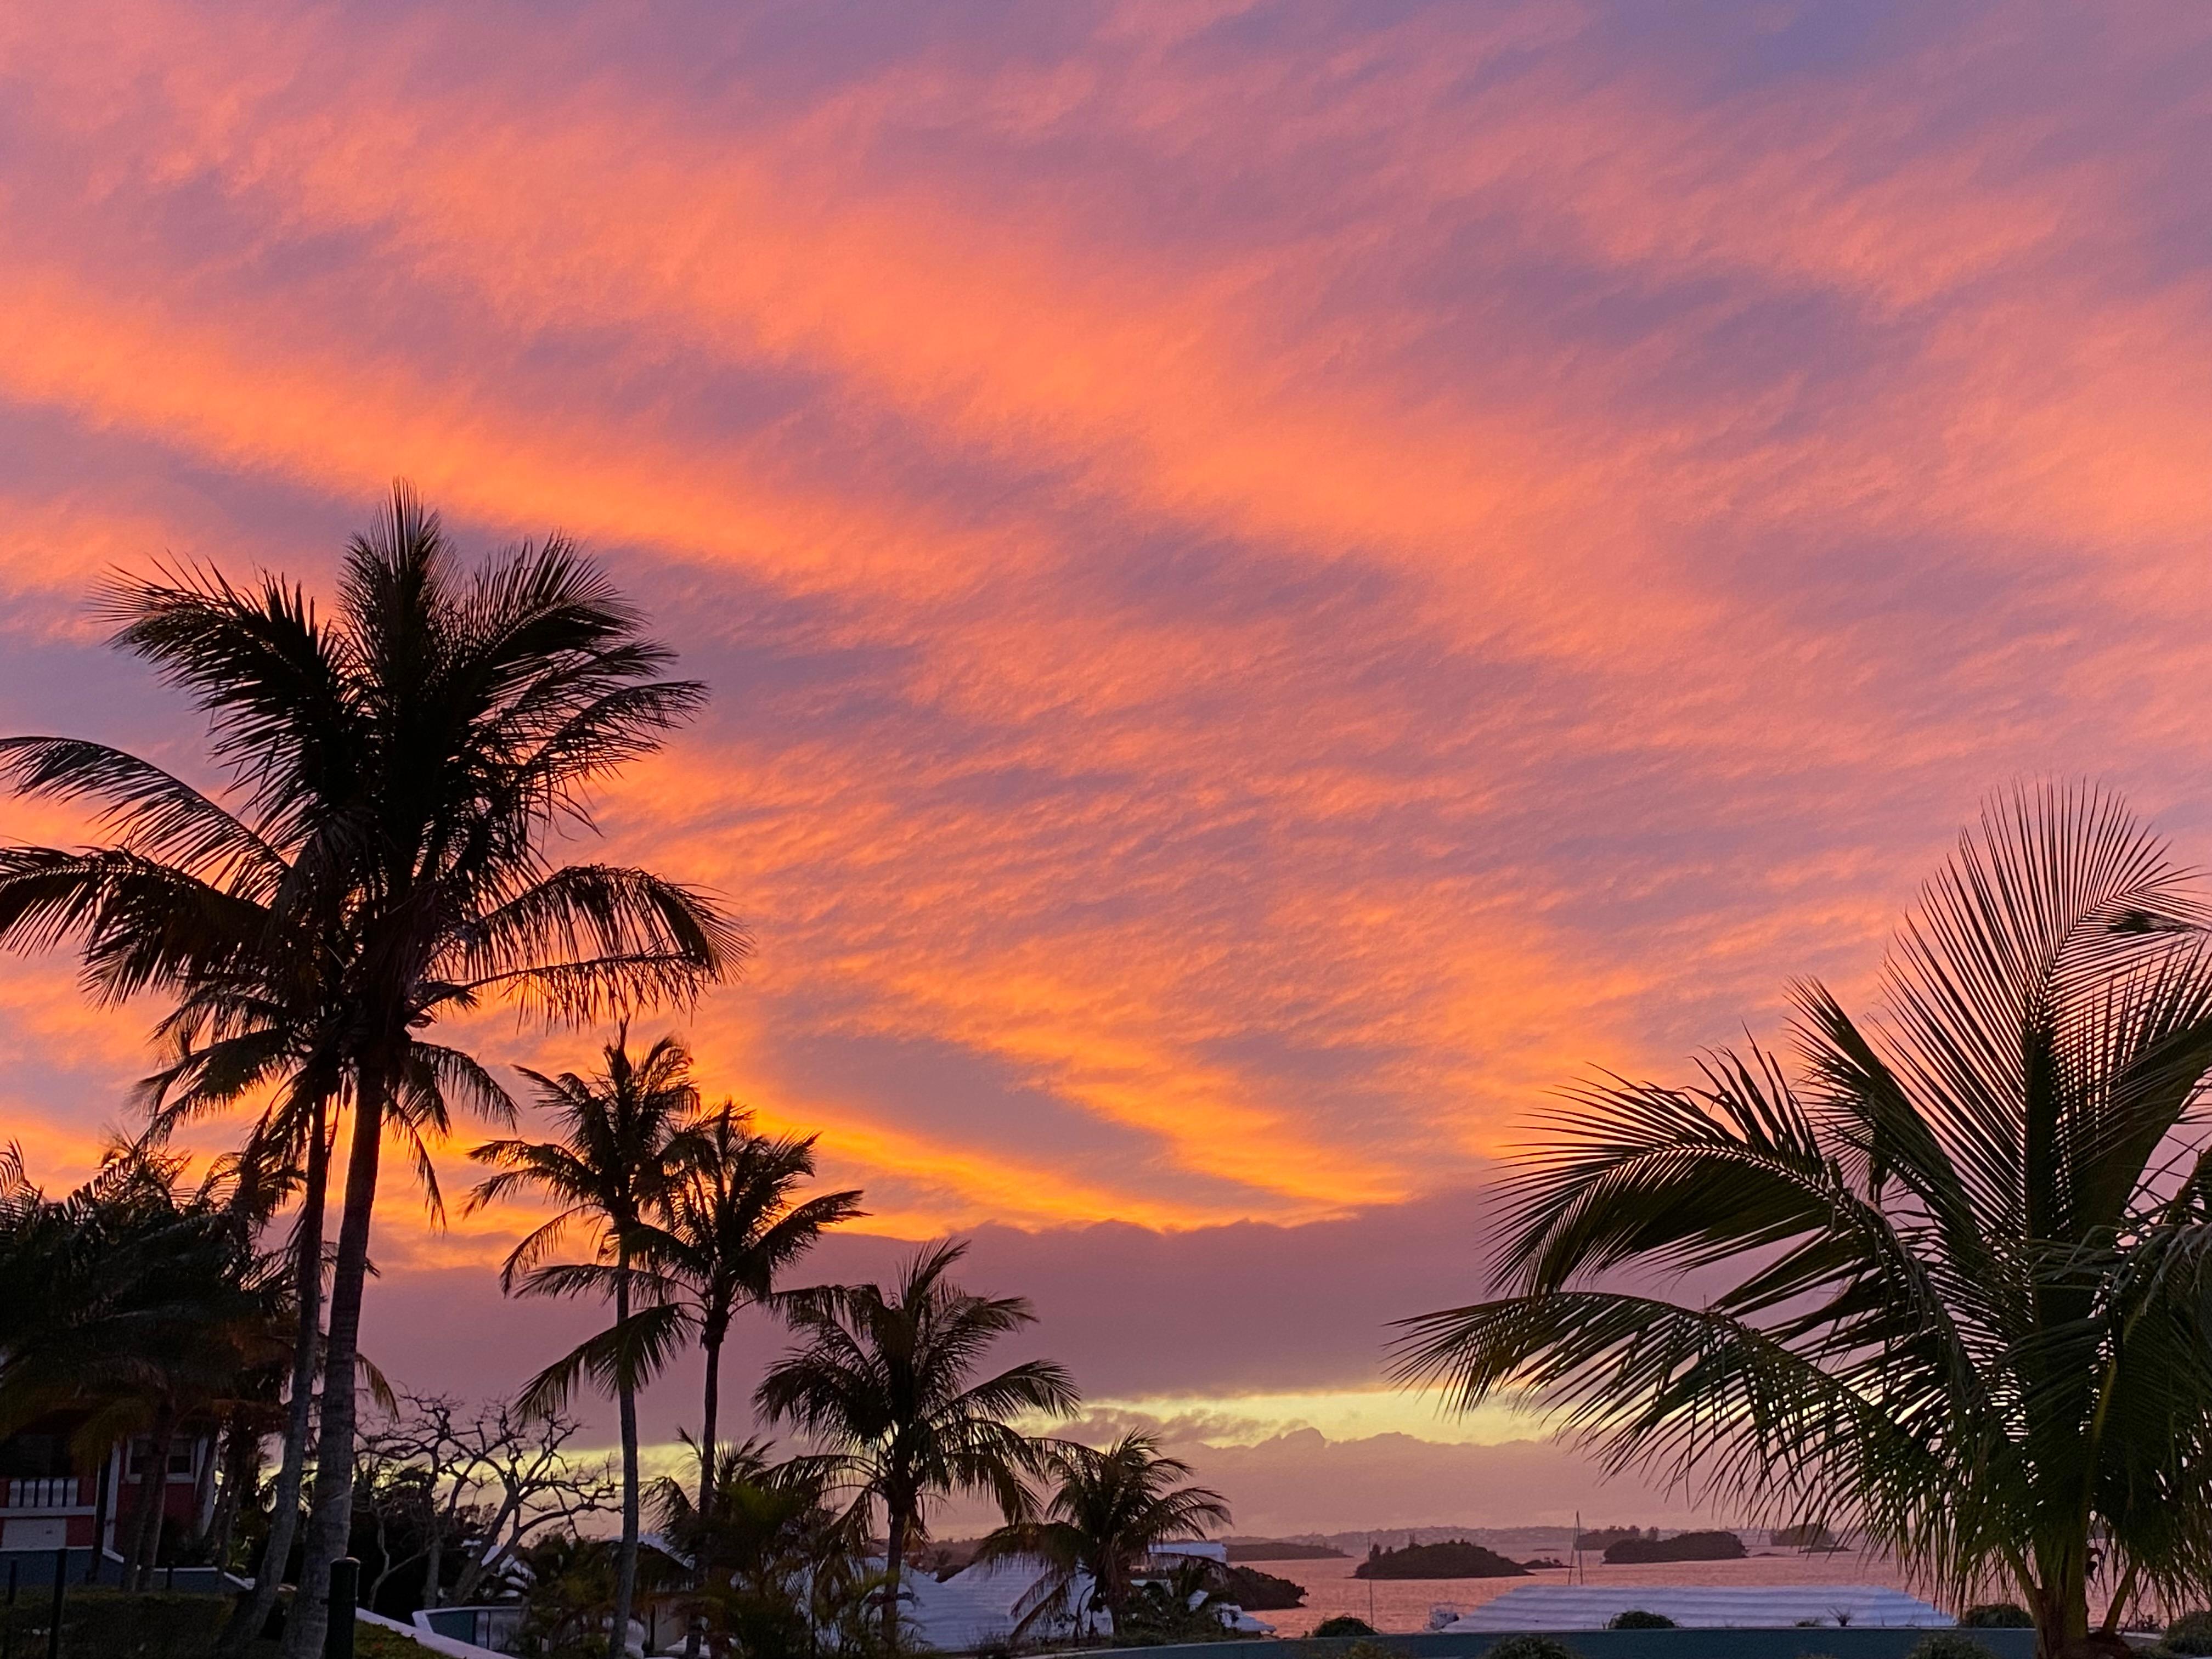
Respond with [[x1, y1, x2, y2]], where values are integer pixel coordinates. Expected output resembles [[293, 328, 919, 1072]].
[[2166, 1613, 2212, 1657], [1314, 1617, 1379, 1638], [1484, 1637, 1578, 1659], [1607, 1611, 1678, 1629], [1905, 1634, 1997, 1659], [1959, 1604, 2034, 1629], [32, 1589, 232, 1659], [1343, 1641, 1397, 1659]]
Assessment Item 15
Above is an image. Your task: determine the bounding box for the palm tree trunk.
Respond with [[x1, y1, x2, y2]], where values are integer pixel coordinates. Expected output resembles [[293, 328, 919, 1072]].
[[422, 1489, 445, 1611], [2028, 1556, 2109, 1659], [882, 1505, 909, 1656], [698, 1325, 721, 1519], [205, 1413, 254, 1568], [128, 1404, 177, 1590], [86, 1441, 112, 1583], [680, 1323, 724, 1659], [284, 1075, 384, 1659], [223, 1096, 328, 1654], [611, 1256, 640, 1659]]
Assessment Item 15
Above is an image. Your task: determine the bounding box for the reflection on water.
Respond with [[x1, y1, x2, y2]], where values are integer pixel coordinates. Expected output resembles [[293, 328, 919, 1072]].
[[1252, 1551, 1932, 1635]]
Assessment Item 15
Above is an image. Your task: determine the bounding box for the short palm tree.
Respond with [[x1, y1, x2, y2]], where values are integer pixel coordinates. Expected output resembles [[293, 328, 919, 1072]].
[[1393, 785, 2212, 1659], [629, 1107, 865, 1516], [468, 1031, 705, 1658], [622, 1106, 862, 1657], [649, 1437, 868, 1659], [979, 1432, 1230, 1639], [0, 486, 740, 1656], [756, 1240, 1080, 1653]]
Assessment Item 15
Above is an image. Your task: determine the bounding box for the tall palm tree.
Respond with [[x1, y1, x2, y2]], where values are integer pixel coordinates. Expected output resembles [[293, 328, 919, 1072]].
[[978, 1433, 1229, 1640], [155, 945, 515, 1648], [1393, 785, 2212, 1659], [467, 1031, 704, 1658], [756, 1240, 1080, 1654], [0, 485, 741, 1656]]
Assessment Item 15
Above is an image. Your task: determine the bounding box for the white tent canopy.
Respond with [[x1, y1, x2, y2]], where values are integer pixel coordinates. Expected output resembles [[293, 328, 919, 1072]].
[[1443, 1585, 1953, 1632]]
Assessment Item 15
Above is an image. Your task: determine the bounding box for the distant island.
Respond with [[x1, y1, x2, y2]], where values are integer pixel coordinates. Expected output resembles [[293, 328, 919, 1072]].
[[1226, 1539, 1350, 1561], [1576, 1526, 1652, 1551], [1602, 1530, 1747, 1564], [1355, 1540, 1531, 1580]]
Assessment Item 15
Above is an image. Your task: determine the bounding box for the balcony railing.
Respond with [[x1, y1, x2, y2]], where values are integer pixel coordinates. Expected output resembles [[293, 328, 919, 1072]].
[[4, 1477, 82, 1510]]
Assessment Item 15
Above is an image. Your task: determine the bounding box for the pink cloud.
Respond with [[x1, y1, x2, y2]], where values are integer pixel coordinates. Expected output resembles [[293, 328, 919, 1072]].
[[5, 0, 2212, 1527]]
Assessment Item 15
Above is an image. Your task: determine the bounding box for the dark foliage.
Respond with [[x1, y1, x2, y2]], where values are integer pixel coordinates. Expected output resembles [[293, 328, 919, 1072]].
[[1905, 1635, 1997, 1659], [1481, 1637, 1578, 1659], [1220, 1565, 1305, 1610], [4, 1589, 229, 1659], [1108, 1573, 1239, 1646], [2164, 1612, 2212, 1656], [1606, 1610, 1678, 1629]]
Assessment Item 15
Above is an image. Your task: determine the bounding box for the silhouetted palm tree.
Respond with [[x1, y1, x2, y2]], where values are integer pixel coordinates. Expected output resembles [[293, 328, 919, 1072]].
[[621, 1106, 862, 1657], [0, 485, 740, 1655], [979, 1432, 1229, 1639], [631, 1108, 865, 1516], [1395, 785, 2212, 1659], [757, 1240, 1080, 1653], [468, 1031, 704, 1658]]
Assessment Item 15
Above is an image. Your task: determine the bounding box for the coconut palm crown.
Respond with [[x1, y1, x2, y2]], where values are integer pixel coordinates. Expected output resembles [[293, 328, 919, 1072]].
[[757, 1239, 1080, 1653], [1394, 785, 2212, 1659]]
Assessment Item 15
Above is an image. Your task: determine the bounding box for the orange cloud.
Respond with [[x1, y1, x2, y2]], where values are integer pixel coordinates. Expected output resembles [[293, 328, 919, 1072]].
[[4, 0, 2212, 1323]]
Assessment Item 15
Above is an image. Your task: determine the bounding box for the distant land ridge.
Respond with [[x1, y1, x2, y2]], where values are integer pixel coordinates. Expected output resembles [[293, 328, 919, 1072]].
[[1224, 1539, 1348, 1561]]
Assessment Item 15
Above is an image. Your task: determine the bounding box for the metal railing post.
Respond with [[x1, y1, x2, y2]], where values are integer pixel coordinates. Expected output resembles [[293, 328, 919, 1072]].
[[44, 1549, 64, 1659], [324, 1558, 358, 1659]]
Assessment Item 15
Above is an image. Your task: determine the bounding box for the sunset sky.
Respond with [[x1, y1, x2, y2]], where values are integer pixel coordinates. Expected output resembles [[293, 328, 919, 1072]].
[[5, 1, 2212, 1533]]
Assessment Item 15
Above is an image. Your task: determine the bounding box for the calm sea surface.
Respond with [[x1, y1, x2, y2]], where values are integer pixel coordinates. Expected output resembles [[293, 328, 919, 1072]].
[[1250, 1551, 1933, 1635]]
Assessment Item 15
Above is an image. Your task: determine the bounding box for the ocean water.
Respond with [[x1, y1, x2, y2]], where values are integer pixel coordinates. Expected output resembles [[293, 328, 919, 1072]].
[[1250, 1551, 1936, 1635]]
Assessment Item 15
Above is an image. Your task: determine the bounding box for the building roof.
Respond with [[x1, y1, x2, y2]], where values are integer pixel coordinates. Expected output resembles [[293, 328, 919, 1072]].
[[1443, 1584, 1954, 1631]]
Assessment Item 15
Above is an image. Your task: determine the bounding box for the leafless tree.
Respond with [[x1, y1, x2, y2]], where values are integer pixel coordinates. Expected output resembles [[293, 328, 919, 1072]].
[[354, 1393, 618, 1610]]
